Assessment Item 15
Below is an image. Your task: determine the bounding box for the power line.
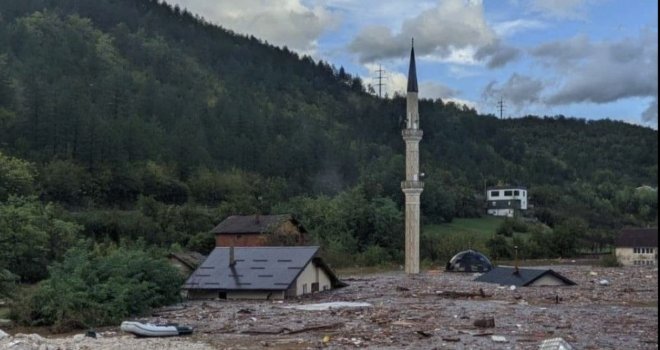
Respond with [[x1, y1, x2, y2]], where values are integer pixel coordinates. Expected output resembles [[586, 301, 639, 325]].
[[496, 97, 505, 119], [371, 64, 388, 98]]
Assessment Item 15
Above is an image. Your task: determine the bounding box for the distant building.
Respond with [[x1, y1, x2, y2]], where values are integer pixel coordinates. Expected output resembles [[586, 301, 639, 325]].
[[167, 251, 206, 277], [486, 186, 528, 217], [475, 266, 576, 287], [211, 214, 307, 247], [183, 246, 345, 300], [614, 228, 658, 266]]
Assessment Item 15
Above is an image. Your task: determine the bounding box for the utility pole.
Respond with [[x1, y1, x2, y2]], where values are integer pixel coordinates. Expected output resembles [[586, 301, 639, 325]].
[[497, 97, 505, 119], [372, 65, 388, 98]]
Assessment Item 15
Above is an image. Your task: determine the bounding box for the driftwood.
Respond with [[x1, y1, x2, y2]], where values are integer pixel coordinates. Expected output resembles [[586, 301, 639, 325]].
[[286, 322, 344, 334], [434, 289, 492, 299], [241, 322, 344, 335]]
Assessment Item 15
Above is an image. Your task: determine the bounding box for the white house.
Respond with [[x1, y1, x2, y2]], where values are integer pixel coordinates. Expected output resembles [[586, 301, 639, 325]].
[[615, 228, 658, 267], [486, 186, 528, 217]]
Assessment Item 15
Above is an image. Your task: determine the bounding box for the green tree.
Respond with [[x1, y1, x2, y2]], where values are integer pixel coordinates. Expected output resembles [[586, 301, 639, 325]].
[[0, 196, 81, 281], [0, 151, 36, 200]]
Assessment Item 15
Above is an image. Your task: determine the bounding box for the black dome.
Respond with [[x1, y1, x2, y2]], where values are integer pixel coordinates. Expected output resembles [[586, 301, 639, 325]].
[[445, 250, 493, 272]]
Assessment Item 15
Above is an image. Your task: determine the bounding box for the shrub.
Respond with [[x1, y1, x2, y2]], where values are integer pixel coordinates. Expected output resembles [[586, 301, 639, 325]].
[[11, 243, 183, 331], [599, 254, 622, 267]]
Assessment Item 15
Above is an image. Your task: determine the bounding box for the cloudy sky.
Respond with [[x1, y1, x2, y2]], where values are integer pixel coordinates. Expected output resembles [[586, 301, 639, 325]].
[[166, 0, 658, 128]]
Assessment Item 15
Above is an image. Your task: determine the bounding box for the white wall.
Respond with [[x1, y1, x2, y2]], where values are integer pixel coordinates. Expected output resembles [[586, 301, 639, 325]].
[[487, 188, 527, 210], [616, 247, 658, 266], [295, 261, 332, 296], [529, 274, 569, 286]]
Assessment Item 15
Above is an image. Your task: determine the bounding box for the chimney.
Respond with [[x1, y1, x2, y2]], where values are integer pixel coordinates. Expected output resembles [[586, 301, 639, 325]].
[[229, 245, 236, 267]]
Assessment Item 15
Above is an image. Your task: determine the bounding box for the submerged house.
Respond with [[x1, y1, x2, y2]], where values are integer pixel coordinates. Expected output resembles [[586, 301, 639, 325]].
[[183, 246, 345, 300], [475, 266, 576, 287], [211, 214, 308, 247], [614, 228, 658, 266], [445, 250, 493, 273]]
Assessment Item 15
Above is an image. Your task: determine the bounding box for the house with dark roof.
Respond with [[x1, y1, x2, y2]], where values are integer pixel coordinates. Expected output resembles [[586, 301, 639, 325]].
[[614, 228, 658, 266], [183, 246, 345, 300], [167, 251, 206, 277], [211, 214, 307, 247], [474, 266, 576, 287]]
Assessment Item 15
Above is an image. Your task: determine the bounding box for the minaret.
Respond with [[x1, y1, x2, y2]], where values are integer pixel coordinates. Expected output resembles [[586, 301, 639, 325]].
[[401, 39, 423, 274]]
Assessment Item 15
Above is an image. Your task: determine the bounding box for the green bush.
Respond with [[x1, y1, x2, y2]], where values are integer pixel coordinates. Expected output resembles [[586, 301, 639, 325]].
[[10, 243, 183, 331], [599, 254, 622, 267]]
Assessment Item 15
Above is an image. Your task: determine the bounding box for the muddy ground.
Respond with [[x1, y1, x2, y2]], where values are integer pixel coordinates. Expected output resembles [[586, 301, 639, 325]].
[[1, 264, 657, 349]]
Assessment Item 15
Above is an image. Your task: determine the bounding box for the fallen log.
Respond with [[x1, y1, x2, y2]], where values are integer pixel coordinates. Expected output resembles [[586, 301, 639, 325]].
[[286, 322, 344, 335], [434, 290, 492, 299]]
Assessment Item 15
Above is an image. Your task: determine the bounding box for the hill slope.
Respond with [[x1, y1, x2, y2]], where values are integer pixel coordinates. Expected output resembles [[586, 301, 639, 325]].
[[0, 0, 657, 231]]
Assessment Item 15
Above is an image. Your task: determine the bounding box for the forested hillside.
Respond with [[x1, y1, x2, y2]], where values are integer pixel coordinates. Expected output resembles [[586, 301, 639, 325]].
[[0, 0, 657, 270]]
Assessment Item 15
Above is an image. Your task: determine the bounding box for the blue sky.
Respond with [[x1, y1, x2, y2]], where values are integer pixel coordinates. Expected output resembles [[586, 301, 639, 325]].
[[167, 0, 658, 128]]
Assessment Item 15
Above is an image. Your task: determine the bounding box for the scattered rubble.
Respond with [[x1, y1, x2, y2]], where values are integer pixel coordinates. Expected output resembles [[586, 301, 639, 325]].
[[1, 265, 656, 349]]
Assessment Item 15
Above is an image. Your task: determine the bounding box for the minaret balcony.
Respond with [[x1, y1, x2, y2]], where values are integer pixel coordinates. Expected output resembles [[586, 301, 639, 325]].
[[402, 129, 423, 140], [401, 181, 424, 190]]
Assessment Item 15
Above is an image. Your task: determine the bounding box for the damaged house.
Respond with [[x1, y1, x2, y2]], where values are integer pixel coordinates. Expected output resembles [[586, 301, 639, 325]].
[[475, 266, 576, 287], [183, 246, 345, 300]]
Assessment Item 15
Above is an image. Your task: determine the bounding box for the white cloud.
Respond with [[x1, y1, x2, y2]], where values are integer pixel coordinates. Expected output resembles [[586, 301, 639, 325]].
[[363, 64, 458, 101], [348, 0, 496, 63], [165, 0, 339, 54], [493, 19, 546, 37]]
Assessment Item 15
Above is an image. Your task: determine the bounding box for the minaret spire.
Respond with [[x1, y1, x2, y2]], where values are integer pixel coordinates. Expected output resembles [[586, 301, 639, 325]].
[[407, 38, 418, 93], [401, 39, 423, 274]]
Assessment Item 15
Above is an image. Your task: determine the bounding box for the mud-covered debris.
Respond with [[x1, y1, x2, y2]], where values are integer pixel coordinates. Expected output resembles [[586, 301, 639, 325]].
[[539, 337, 573, 350], [491, 335, 507, 343], [282, 302, 372, 311], [474, 317, 495, 328]]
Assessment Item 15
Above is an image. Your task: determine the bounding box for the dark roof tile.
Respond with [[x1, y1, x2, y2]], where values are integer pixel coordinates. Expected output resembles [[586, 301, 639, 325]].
[[183, 246, 345, 291], [474, 266, 576, 287], [210, 214, 298, 234], [615, 228, 658, 247]]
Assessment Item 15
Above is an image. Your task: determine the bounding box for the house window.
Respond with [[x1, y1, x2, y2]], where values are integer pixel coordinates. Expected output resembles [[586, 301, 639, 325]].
[[514, 190, 519, 196], [311, 282, 319, 293], [303, 283, 307, 294], [491, 191, 500, 197], [504, 191, 513, 196]]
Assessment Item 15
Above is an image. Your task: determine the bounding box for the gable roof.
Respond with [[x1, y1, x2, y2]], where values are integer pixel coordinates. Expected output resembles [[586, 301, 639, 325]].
[[614, 228, 658, 247], [168, 251, 206, 270], [183, 246, 345, 291], [474, 266, 576, 287], [210, 214, 304, 235]]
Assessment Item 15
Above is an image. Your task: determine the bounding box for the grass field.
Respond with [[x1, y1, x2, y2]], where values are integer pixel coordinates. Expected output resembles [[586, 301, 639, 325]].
[[423, 216, 504, 238]]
